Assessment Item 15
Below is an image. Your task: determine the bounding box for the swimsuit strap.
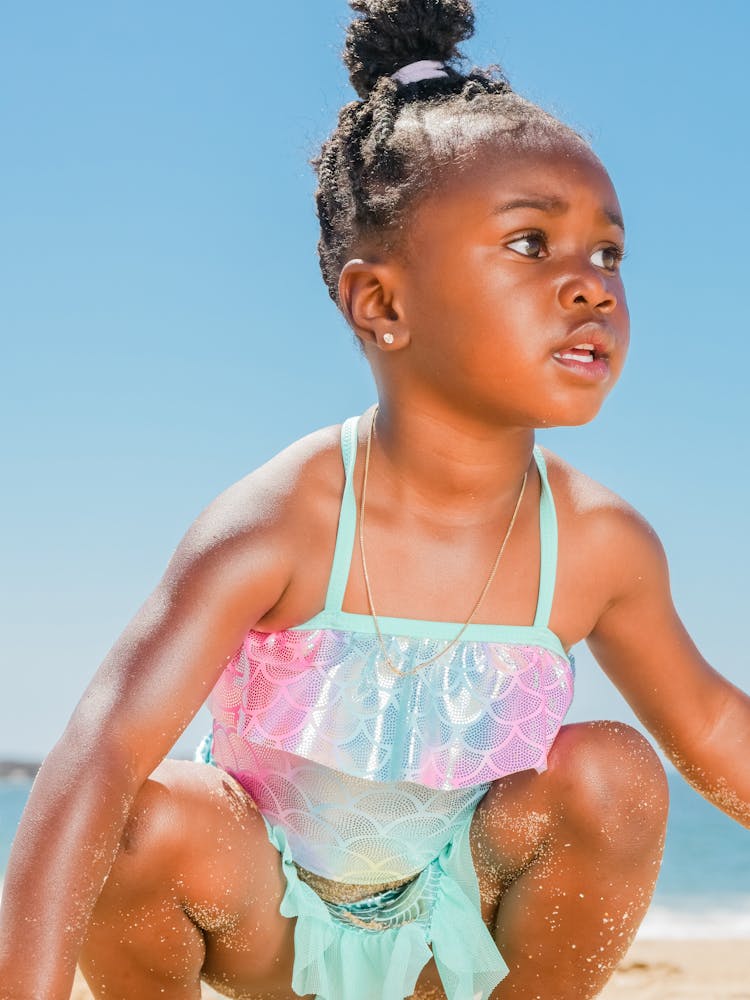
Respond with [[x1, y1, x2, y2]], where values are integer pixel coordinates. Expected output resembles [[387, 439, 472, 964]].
[[324, 412, 560, 629], [531, 444, 559, 629], [323, 414, 361, 613]]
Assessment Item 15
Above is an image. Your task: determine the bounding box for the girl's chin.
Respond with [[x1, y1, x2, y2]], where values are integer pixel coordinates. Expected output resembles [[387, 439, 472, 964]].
[[536, 400, 610, 429]]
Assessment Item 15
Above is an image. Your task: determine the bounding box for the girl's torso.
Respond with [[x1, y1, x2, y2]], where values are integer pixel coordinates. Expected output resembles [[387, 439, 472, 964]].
[[206, 411, 578, 885]]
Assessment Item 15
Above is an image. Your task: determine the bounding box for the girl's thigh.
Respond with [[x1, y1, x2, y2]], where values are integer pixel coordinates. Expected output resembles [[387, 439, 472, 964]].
[[81, 758, 313, 999]]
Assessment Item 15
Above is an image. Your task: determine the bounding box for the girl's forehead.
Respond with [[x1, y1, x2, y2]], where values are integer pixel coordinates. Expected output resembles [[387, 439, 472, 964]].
[[419, 142, 622, 231]]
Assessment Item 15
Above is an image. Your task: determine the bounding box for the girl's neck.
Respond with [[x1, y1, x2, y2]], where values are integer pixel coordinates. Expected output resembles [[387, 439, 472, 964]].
[[363, 399, 536, 527]]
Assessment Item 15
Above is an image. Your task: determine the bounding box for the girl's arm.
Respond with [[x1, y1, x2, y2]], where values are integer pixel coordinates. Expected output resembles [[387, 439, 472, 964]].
[[0, 466, 297, 1000], [586, 505, 750, 827]]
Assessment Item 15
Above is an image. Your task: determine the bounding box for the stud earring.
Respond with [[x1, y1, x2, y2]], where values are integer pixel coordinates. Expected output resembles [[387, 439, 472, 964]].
[[383, 332, 395, 345]]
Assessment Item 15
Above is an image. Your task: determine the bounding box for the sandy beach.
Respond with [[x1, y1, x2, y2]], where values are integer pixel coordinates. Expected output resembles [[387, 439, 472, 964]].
[[598, 939, 750, 999], [67, 938, 750, 999]]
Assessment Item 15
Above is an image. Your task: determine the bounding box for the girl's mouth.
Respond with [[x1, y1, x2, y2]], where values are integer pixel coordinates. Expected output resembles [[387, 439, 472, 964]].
[[552, 343, 609, 379]]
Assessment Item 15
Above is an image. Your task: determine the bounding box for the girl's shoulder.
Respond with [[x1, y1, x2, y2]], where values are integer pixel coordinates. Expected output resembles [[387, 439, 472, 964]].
[[540, 445, 667, 598], [159, 421, 349, 636], [195, 420, 347, 550], [541, 445, 658, 527], [539, 445, 638, 520], [87, 423, 347, 713]]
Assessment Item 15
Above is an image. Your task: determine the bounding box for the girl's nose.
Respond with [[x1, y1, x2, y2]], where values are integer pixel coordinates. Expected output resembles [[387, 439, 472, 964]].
[[557, 266, 618, 314]]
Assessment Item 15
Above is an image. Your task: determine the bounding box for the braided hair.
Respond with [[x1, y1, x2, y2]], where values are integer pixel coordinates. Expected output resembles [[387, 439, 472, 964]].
[[311, 0, 589, 332]]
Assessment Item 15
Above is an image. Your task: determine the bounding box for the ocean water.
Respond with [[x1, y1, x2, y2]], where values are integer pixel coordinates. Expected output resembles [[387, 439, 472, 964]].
[[1, 771, 747, 938]]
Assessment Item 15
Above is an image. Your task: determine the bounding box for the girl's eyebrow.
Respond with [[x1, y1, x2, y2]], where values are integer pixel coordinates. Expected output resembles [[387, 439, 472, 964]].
[[491, 196, 625, 234]]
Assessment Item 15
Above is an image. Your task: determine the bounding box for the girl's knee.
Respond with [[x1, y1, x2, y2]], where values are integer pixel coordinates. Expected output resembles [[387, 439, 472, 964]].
[[549, 721, 669, 851], [115, 759, 252, 883], [118, 758, 190, 865]]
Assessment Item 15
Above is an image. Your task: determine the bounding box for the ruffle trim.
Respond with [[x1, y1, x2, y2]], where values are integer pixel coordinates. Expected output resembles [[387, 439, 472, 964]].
[[209, 629, 574, 790], [262, 815, 509, 1000]]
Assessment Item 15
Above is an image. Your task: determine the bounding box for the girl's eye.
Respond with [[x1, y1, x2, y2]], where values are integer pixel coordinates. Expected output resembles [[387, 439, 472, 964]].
[[506, 233, 547, 258], [591, 246, 625, 271], [506, 234, 627, 270]]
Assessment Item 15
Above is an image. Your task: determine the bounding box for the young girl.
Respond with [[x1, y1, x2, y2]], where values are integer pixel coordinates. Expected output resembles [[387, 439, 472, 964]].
[[1, 1, 748, 998]]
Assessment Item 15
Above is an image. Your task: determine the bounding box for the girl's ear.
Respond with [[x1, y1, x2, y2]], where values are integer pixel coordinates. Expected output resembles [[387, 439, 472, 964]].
[[338, 259, 411, 352]]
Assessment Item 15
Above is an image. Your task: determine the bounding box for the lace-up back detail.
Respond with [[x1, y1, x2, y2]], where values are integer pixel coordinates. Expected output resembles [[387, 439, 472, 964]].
[[207, 412, 575, 884]]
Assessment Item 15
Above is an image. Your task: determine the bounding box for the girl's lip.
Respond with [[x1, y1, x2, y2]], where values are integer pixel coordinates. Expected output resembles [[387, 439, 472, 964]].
[[551, 354, 610, 380], [556, 323, 615, 360]]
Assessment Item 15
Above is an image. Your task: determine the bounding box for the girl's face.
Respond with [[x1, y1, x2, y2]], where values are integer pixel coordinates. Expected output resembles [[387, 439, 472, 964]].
[[395, 139, 630, 428]]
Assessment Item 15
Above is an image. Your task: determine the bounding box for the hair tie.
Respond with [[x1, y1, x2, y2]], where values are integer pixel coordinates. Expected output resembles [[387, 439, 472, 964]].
[[390, 59, 449, 86]]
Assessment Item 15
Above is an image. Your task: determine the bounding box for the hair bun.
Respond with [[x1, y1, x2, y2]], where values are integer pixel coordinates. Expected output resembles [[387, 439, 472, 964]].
[[344, 0, 475, 99]]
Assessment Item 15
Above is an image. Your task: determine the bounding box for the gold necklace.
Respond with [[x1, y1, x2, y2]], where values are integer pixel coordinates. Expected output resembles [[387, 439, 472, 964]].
[[358, 405, 529, 677]]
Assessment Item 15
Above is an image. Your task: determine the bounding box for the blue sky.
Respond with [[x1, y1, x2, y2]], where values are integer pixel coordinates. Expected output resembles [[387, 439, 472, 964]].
[[1, 1, 748, 760]]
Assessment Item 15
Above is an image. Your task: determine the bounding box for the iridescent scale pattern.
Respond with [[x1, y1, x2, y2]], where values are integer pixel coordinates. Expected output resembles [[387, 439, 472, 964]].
[[209, 626, 574, 884]]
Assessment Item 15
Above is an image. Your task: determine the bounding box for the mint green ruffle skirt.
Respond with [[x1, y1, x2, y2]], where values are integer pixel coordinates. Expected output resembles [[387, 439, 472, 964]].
[[260, 807, 509, 1000], [195, 735, 508, 999]]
